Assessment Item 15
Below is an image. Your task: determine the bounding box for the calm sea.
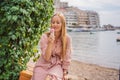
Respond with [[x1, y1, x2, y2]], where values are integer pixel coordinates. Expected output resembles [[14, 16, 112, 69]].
[[68, 30, 120, 69]]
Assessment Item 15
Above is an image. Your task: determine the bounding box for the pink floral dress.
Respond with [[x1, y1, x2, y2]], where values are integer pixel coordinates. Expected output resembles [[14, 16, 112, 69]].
[[32, 34, 72, 80]]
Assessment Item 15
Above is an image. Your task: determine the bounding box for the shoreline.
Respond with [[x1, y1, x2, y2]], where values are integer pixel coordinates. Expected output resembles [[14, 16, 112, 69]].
[[72, 58, 119, 70], [27, 59, 119, 80], [69, 60, 119, 80], [72, 59, 119, 70]]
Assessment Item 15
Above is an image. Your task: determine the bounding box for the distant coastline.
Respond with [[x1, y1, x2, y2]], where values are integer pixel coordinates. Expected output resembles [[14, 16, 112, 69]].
[[67, 27, 120, 32]]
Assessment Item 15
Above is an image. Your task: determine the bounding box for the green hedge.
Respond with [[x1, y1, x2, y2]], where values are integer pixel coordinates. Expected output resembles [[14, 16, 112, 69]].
[[0, 0, 54, 80]]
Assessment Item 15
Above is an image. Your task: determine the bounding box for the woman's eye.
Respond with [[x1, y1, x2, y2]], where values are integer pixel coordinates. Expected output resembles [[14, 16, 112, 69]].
[[57, 22, 60, 24], [52, 21, 60, 24]]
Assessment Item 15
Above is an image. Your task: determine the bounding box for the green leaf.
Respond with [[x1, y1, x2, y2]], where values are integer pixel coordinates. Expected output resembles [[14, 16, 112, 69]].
[[12, 15, 18, 21], [11, 35, 17, 40], [6, 15, 12, 21]]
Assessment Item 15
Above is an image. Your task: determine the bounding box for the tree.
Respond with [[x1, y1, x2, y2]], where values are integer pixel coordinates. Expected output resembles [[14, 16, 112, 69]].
[[0, 0, 54, 80]]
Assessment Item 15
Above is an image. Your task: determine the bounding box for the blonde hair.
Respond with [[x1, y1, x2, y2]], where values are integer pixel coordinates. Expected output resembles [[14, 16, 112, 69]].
[[51, 13, 67, 60]]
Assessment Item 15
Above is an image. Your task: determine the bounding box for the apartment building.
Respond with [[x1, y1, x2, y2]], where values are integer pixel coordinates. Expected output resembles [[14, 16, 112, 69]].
[[54, 0, 100, 28], [64, 11, 78, 27], [87, 11, 100, 28], [54, 0, 68, 12]]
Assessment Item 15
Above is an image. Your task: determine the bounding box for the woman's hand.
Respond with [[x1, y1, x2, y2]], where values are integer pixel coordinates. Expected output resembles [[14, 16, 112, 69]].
[[48, 28, 55, 44], [63, 70, 68, 80], [63, 74, 68, 80], [48, 32, 55, 44]]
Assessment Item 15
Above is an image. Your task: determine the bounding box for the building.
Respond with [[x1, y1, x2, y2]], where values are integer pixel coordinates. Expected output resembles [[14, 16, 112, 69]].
[[54, 0, 100, 28], [54, 0, 68, 12], [64, 11, 78, 27], [87, 11, 100, 28]]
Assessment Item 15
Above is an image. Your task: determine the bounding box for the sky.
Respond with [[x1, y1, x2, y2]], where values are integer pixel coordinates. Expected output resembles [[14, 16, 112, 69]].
[[61, 0, 120, 26]]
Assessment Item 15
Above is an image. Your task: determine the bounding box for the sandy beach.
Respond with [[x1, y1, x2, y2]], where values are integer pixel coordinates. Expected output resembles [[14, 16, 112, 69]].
[[27, 59, 119, 80]]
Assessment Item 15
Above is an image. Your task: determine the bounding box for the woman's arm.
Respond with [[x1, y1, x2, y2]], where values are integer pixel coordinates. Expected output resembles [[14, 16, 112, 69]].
[[40, 33, 55, 62], [62, 35, 72, 71], [44, 42, 53, 61]]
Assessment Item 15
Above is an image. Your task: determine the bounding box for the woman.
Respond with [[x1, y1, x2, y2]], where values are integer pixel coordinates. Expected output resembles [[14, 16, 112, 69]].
[[32, 13, 72, 80]]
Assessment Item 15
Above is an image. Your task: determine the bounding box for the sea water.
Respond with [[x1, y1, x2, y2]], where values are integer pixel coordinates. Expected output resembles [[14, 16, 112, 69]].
[[69, 30, 120, 69]]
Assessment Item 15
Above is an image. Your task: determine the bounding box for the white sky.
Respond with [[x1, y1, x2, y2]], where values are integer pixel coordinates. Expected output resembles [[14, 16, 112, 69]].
[[61, 0, 120, 26]]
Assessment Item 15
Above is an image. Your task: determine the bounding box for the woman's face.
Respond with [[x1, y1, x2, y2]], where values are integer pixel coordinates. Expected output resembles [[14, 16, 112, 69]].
[[51, 15, 62, 32]]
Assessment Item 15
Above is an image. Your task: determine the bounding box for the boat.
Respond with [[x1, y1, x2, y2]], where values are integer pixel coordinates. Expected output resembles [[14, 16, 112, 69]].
[[117, 32, 120, 34], [67, 27, 73, 32], [116, 37, 120, 42]]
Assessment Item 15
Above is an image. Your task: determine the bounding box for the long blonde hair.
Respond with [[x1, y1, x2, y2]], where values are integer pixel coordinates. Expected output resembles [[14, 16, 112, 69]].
[[51, 13, 67, 60]]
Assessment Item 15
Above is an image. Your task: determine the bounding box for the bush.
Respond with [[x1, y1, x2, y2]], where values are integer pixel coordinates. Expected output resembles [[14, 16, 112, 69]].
[[0, 0, 54, 80]]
